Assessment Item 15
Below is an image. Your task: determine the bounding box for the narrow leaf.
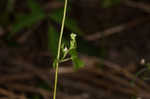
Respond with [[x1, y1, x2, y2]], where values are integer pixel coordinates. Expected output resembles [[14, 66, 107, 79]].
[[101, 0, 121, 8], [48, 25, 59, 57], [9, 0, 45, 38], [12, 13, 45, 33], [27, 0, 43, 13], [69, 49, 84, 70]]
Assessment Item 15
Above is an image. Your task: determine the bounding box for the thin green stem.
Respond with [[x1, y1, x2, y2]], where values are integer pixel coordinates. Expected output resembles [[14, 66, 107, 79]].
[[53, 0, 68, 99], [60, 58, 72, 63]]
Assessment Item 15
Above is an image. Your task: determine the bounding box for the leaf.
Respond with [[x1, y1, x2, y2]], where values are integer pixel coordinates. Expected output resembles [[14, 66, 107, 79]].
[[72, 55, 84, 70], [31, 95, 41, 99], [13, 13, 45, 33], [49, 8, 83, 35], [27, 0, 43, 13], [38, 81, 51, 91], [48, 25, 59, 57], [69, 49, 84, 70], [9, 0, 45, 38], [101, 0, 121, 8], [72, 58, 84, 70], [68, 33, 84, 70]]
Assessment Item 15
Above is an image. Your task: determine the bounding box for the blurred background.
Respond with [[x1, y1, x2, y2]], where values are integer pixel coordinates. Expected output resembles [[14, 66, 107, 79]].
[[1, 0, 150, 99]]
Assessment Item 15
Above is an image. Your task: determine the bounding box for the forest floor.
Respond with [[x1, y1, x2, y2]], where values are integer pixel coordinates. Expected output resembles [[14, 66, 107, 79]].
[[1, 0, 150, 99]]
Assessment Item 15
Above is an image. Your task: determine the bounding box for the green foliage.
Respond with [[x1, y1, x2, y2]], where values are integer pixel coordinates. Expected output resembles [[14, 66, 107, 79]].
[[101, 0, 121, 8], [9, 0, 46, 38], [30, 95, 41, 99], [48, 25, 59, 57], [2, 0, 84, 69], [131, 96, 138, 99], [12, 13, 45, 33], [52, 2, 84, 99], [6, 0, 82, 58], [27, 0, 43, 13], [71, 52, 84, 70], [49, 7, 83, 57], [69, 33, 84, 70], [7, 41, 19, 47], [53, 1, 68, 99], [53, 33, 84, 69], [38, 81, 51, 91]]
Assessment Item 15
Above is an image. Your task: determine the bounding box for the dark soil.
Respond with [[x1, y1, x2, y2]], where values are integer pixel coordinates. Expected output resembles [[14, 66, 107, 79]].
[[1, 0, 150, 99]]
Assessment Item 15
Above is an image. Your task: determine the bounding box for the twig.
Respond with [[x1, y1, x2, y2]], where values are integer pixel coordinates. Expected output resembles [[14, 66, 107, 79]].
[[6, 83, 50, 99], [0, 73, 33, 84], [85, 16, 150, 41], [11, 59, 50, 83], [124, 0, 150, 13], [56, 55, 150, 98]]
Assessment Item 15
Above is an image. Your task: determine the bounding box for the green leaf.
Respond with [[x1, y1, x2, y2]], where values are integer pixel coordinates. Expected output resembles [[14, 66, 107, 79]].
[[101, 0, 121, 8], [49, 8, 83, 35], [72, 56, 84, 70], [27, 0, 43, 13], [8, 0, 45, 38], [69, 49, 84, 70], [31, 95, 41, 99], [73, 58, 84, 70], [17, 13, 44, 31], [9, 12, 45, 38], [38, 81, 51, 91], [48, 25, 59, 57], [68, 33, 84, 70], [69, 49, 77, 58]]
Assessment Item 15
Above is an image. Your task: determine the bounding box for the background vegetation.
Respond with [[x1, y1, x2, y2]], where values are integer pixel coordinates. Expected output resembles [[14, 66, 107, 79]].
[[0, 0, 150, 99]]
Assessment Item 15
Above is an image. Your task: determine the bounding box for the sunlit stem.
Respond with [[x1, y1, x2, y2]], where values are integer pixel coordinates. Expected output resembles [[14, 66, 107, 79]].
[[53, 0, 68, 99]]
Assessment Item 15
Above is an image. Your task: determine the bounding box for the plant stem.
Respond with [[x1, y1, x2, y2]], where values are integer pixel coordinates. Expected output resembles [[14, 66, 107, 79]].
[[53, 0, 68, 99], [60, 58, 72, 63]]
